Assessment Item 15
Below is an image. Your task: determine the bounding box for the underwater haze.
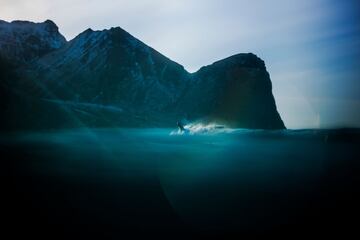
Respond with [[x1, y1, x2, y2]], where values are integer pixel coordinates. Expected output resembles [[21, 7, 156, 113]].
[[2, 127, 359, 237]]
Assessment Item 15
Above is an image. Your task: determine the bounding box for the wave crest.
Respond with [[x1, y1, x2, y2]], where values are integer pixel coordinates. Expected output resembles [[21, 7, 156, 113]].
[[170, 122, 233, 135]]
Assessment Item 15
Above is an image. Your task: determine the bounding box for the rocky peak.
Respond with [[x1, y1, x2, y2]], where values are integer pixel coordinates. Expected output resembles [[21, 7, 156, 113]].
[[43, 19, 60, 33], [198, 53, 266, 73], [0, 19, 67, 64]]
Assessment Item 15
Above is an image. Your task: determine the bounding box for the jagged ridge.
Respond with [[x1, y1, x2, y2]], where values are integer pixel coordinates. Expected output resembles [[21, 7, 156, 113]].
[[0, 20, 285, 131], [0, 20, 66, 64]]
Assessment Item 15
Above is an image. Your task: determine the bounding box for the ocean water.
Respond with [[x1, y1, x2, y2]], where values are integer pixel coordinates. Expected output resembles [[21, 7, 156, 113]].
[[1, 128, 359, 237]]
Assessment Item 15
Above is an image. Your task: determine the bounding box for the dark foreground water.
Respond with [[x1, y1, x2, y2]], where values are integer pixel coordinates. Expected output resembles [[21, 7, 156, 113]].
[[1, 128, 360, 238]]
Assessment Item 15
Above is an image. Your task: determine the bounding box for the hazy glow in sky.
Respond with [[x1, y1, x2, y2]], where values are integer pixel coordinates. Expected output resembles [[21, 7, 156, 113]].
[[1, 0, 359, 128]]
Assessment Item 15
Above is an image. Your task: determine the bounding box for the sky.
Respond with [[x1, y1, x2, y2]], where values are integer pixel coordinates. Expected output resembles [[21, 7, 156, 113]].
[[1, 0, 360, 129]]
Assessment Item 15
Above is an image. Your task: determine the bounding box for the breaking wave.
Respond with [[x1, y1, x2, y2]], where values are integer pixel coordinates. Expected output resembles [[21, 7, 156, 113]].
[[170, 122, 234, 135]]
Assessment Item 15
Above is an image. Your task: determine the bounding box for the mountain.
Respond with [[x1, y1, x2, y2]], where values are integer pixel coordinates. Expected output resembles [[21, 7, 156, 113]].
[[0, 20, 285, 131], [0, 20, 66, 64], [177, 54, 284, 129]]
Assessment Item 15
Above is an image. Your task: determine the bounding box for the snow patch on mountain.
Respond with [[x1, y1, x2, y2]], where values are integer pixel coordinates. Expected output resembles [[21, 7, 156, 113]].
[[0, 20, 66, 63]]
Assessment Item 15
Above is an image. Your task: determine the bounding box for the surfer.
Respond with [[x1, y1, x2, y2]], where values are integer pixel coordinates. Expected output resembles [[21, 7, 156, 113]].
[[177, 121, 186, 132]]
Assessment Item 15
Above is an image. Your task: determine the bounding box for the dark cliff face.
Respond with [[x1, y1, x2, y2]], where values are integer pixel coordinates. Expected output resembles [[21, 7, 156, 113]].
[[0, 20, 285, 131], [181, 54, 285, 129]]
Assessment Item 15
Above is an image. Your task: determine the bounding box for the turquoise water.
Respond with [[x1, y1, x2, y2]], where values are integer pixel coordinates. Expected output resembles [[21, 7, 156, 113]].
[[2, 128, 359, 236]]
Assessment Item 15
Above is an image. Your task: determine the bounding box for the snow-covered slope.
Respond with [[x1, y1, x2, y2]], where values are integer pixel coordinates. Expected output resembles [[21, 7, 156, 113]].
[[30, 26, 189, 121], [0, 20, 66, 64]]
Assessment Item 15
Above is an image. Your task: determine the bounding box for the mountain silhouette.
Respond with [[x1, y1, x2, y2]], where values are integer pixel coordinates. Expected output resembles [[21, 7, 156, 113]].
[[0, 20, 285, 131]]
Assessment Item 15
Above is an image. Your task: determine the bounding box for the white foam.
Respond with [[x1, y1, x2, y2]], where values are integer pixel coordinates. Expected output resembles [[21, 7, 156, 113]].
[[170, 122, 233, 135]]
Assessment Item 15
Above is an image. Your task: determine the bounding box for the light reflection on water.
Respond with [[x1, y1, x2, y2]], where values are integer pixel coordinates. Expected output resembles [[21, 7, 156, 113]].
[[3, 128, 359, 230]]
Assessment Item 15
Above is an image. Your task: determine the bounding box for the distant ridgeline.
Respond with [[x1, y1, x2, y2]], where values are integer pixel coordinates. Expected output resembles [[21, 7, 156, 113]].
[[0, 20, 285, 131]]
